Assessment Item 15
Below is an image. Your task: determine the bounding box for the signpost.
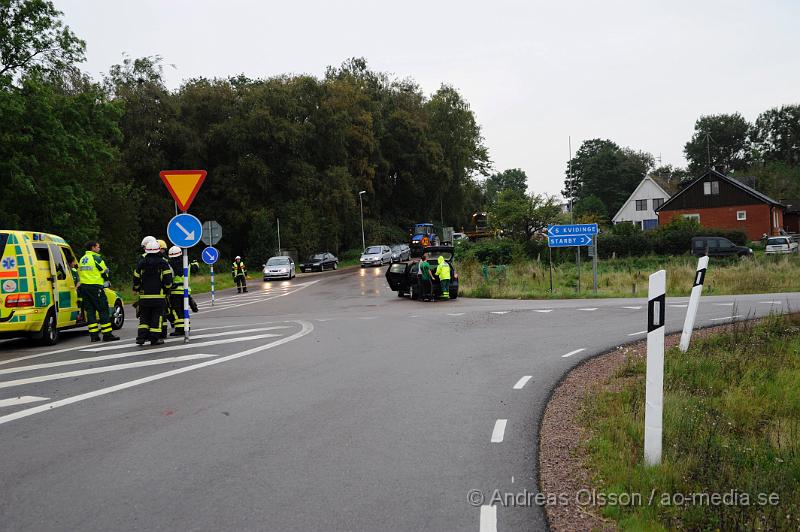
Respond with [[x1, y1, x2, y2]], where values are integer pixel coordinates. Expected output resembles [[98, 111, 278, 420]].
[[201, 246, 219, 307], [161, 170, 207, 343], [547, 223, 599, 293]]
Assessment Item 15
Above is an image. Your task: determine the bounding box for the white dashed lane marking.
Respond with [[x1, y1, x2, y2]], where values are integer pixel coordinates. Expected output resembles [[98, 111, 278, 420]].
[[532, 309, 552, 313], [668, 304, 688, 308], [479, 505, 497, 532], [447, 313, 465, 316], [490, 311, 509, 315], [710, 315, 743, 321], [628, 330, 647, 336], [561, 348, 586, 358], [513, 376, 532, 390], [578, 308, 597, 311], [714, 302, 735, 306], [622, 306, 642, 310], [491, 419, 507, 443]]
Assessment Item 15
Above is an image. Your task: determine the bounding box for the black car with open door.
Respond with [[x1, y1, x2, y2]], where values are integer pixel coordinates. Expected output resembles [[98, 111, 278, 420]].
[[385, 246, 458, 300]]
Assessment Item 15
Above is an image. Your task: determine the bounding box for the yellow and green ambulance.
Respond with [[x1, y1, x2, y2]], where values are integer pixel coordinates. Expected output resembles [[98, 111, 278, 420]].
[[0, 230, 124, 345]]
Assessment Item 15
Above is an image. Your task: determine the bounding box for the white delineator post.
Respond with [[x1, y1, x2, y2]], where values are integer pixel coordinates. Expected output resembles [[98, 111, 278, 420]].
[[644, 270, 666, 466], [679, 256, 708, 353]]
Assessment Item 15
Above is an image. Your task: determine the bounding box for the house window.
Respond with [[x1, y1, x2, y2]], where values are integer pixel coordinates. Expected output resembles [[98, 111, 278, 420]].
[[635, 199, 648, 211], [737, 210, 746, 221], [683, 214, 700, 222], [703, 181, 720, 195], [652, 198, 664, 210]]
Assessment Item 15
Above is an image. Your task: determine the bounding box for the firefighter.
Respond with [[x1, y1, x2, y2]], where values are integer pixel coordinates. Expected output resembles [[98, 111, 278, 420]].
[[232, 256, 248, 293], [435, 255, 451, 299], [77, 241, 120, 342], [157, 239, 172, 338], [133, 240, 173, 345], [167, 245, 190, 336], [140, 236, 156, 257]]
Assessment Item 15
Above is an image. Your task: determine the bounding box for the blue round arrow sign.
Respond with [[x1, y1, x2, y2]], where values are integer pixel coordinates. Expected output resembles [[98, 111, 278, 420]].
[[167, 213, 203, 248], [201, 246, 219, 265]]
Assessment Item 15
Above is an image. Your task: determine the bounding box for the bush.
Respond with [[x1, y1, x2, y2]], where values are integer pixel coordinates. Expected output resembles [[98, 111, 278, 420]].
[[597, 219, 748, 257], [458, 239, 522, 264]]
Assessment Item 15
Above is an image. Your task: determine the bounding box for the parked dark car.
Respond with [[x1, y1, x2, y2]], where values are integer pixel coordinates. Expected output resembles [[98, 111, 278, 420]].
[[691, 236, 753, 258], [390, 244, 411, 262], [300, 252, 338, 272], [385, 246, 459, 300]]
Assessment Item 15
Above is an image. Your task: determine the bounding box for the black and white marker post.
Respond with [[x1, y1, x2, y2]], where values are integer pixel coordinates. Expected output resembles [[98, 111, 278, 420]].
[[644, 269, 666, 465], [679, 256, 708, 352]]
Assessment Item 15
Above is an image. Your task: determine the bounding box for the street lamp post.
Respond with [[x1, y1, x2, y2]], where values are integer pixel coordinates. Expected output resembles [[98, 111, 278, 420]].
[[359, 190, 366, 251]]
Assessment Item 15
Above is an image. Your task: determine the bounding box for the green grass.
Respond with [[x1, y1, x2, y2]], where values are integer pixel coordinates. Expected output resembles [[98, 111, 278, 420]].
[[581, 314, 800, 530], [457, 254, 800, 299]]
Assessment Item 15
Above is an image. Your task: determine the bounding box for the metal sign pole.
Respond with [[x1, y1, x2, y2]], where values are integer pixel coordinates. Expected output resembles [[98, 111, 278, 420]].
[[211, 265, 215, 307], [548, 246, 553, 293], [593, 236, 598, 294], [183, 252, 190, 343], [644, 270, 666, 465], [576, 247, 581, 294]]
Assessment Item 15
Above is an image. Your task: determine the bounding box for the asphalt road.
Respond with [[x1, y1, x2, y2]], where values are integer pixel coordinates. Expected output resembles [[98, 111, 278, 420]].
[[1, 266, 798, 532]]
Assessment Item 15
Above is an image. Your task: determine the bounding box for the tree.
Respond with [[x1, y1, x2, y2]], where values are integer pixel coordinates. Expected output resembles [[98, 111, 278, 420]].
[[562, 139, 653, 217], [491, 190, 561, 241], [684, 113, 751, 175], [751, 105, 800, 167], [484, 168, 528, 205], [0, 0, 85, 83], [573, 195, 607, 220]]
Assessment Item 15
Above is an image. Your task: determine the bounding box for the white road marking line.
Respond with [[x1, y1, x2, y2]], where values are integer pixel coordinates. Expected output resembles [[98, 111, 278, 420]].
[[0, 354, 217, 390], [578, 308, 597, 311], [759, 301, 782, 305], [513, 376, 532, 389], [203, 281, 319, 313], [532, 309, 553, 313], [491, 419, 508, 443], [714, 302, 735, 306], [622, 306, 642, 310], [447, 313, 465, 316], [0, 396, 49, 408], [190, 323, 270, 333], [0, 321, 313, 426], [628, 330, 648, 336], [479, 505, 497, 532], [710, 315, 743, 321], [0, 345, 86, 367], [74, 333, 281, 360], [358, 316, 378, 320], [490, 311, 509, 315], [82, 327, 291, 353], [561, 348, 586, 358], [0, 332, 274, 375], [668, 304, 688, 308]]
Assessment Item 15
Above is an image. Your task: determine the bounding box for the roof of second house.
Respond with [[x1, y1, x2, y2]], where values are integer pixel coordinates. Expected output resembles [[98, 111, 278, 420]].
[[657, 169, 784, 211], [612, 175, 671, 222]]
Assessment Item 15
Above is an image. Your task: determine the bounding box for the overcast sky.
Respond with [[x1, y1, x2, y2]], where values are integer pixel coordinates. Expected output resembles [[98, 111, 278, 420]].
[[55, 0, 799, 199]]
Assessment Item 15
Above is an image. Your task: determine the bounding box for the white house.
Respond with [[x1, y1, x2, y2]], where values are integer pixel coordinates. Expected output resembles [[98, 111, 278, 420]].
[[612, 176, 671, 230]]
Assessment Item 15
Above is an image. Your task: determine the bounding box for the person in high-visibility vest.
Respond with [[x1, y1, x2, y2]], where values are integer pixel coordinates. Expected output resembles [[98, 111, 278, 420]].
[[133, 240, 173, 345], [232, 256, 248, 293], [167, 245, 191, 335], [435, 255, 451, 299], [77, 241, 120, 342]]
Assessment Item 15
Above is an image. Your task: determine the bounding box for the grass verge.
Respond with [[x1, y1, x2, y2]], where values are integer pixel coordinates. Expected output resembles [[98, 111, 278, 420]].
[[581, 313, 800, 530], [457, 254, 800, 299]]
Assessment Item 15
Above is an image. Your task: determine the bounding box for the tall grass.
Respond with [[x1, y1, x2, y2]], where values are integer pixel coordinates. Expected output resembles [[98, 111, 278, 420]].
[[457, 254, 800, 299], [582, 314, 800, 530]]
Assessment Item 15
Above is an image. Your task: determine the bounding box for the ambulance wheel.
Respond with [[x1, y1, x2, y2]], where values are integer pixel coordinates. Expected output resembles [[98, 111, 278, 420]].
[[111, 300, 125, 330], [38, 309, 59, 346]]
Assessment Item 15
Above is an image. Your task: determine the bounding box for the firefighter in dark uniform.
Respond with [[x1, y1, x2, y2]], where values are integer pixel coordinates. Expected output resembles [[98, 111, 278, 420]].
[[232, 256, 248, 293], [133, 240, 173, 345], [78, 241, 120, 342], [157, 239, 172, 338]]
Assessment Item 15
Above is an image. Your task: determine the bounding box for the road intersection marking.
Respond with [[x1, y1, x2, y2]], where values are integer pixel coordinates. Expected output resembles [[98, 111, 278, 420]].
[[513, 376, 532, 389], [0, 396, 49, 408], [82, 326, 292, 353], [491, 419, 507, 443], [561, 348, 586, 358]]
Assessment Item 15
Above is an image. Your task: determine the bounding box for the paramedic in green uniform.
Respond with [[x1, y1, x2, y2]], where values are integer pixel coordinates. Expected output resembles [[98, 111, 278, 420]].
[[77, 241, 119, 342]]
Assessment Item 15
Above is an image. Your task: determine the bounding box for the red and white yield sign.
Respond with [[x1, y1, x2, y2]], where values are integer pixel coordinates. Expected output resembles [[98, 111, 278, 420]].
[[159, 170, 207, 212]]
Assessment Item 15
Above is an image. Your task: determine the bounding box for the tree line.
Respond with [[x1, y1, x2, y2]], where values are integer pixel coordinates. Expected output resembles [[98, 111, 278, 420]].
[[1, 0, 490, 277]]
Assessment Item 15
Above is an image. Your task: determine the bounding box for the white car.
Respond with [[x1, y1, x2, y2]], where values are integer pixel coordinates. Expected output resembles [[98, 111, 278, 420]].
[[765, 236, 799, 254], [263, 256, 296, 280], [360, 245, 392, 267]]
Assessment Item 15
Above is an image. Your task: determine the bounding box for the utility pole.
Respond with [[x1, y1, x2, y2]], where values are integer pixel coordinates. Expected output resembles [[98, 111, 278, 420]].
[[569, 136, 580, 293], [277, 217, 281, 255]]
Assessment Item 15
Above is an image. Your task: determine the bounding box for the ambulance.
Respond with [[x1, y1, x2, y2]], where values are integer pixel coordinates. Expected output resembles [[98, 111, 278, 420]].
[[0, 231, 125, 345]]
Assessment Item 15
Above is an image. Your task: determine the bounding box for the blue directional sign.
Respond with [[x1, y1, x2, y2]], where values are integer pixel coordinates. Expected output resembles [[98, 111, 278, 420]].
[[548, 234, 594, 247], [547, 223, 598, 237], [201, 246, 219, 265], [167, 213, 203, 248]]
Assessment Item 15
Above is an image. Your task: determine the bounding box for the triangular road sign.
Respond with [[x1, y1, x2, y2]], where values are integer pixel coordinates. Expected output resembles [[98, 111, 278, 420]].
[[159, 170, 207, 211]]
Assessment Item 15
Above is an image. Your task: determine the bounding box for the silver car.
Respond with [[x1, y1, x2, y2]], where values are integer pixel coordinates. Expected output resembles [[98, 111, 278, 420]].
[[360, 245, 392, 267], [263, 256, 296, 280]]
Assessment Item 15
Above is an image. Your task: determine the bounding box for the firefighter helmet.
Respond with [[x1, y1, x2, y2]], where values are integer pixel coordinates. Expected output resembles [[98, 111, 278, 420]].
[[168, 246, 182, 258], [145, 241, 161, 254]]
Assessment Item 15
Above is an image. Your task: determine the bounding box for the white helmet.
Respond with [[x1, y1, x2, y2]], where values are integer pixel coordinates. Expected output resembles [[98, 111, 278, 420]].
[[235, 256, 241, 260], [168, 245, 182, 258], [144, 241, 161, 254], [141, 236, 156, 248]]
